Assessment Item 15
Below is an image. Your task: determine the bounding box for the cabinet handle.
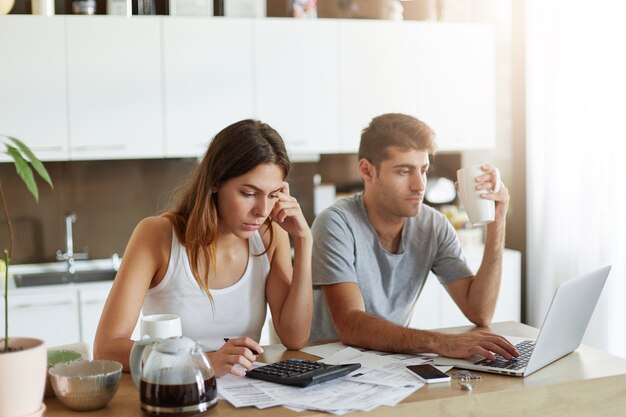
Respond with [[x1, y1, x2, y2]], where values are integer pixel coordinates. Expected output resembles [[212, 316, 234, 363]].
[[30, 146, 65, 152], [81, 299, 105, 305], [13, 301, 74, 308], [72, 145, 126, 151]]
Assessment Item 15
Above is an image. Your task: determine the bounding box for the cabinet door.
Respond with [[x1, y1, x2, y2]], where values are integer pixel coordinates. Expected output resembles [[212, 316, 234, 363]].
[[255, 19, 339, 156], [338, 20, 419, 153], [415, 24, 495, 151], [0, 16, 68, 161], [491, 249, 521, 323], [163, 18, 254, 158], [66, 16, 164, 160], [438, 248, 521, 327], [1, 291, 80, 347], [78, 286, 110, 349], [78, 284, 140, 348], [410, 248, 521, 329], [408, 274, 442, 330]]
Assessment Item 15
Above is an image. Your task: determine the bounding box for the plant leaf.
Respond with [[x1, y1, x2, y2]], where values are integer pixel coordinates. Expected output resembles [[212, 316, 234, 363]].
[[6, 145, 39, 202], [7, 136, 53, 189]]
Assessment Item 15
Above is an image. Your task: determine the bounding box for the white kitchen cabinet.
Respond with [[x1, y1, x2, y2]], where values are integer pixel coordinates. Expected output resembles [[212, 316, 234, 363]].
[[255, 19, 339, 156], [65, 16, 164, 160], [80, 284, 144, 350], [0, 16, 68, 161], [414, 23, 495, 151], [78, 284, 112, 350], [338, 20, 420, 153], [337, 21, 495, 154], [77, 282, 141, 349], [410, 248, 521, 329], [0, 16, 495, 160], [163, 18, 255, 158], [1, 289, 80, 347], [2, 281, 140, 353]]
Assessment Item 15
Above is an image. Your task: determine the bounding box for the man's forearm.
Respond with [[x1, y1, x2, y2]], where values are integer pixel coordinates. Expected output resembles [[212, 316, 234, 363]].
[[335, 309, 441, 354], [334, 308, 521, 361], [466, 219, 506, 325]]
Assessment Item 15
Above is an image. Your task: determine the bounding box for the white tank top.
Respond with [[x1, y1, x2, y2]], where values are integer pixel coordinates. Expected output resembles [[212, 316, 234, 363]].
[[142, 230, 270, 351]]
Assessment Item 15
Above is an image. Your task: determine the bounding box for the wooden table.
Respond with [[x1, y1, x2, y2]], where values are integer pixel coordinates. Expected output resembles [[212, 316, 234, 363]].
[[44, 322, 626, 416]]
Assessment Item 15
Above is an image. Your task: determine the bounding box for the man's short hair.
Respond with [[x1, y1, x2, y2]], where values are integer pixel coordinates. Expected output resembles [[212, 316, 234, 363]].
[[358, 113, 437, 168]]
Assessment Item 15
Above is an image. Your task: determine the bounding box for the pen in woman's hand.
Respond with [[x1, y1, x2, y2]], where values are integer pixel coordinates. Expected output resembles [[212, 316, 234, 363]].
[[223, 338, 260, 355]]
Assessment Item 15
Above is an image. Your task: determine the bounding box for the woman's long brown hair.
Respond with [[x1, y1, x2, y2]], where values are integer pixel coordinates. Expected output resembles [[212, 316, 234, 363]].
[[162, 119, 290, 302]]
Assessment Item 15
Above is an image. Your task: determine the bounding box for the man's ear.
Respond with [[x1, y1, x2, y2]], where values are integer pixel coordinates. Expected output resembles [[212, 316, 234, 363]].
[[358, 158, 376, 182]]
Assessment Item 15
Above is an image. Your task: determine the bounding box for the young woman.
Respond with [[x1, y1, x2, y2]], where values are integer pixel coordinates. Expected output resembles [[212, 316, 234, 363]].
[[94, 120, 312, 377]]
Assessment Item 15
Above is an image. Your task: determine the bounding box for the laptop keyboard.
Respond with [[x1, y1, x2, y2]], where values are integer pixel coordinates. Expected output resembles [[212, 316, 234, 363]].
[[474, 340, 536, 370]]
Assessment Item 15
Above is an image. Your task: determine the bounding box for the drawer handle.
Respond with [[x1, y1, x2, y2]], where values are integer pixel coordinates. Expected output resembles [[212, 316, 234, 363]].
[[13, 301, 74, 308], [72, 145, 126, 151], [30, 146, 65, 152], [81, 300, 105, 305]]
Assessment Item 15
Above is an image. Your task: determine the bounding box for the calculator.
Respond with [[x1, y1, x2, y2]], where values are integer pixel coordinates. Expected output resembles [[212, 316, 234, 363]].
[[245, 358, 361, 387]]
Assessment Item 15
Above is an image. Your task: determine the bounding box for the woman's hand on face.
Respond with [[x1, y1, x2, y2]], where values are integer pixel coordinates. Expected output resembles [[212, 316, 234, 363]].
[[270, 182, 312, 240], [207, 337, 263, 377]]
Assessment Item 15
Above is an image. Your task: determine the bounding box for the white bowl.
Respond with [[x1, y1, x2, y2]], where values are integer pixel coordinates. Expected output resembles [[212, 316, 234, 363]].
[[48, 360, 122, 411]]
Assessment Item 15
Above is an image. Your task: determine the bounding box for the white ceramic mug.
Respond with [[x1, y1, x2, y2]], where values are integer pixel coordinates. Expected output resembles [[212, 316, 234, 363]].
[[456, 165, 501, 226], [140, 314, 182, 340], [31, 0, 54, 15]]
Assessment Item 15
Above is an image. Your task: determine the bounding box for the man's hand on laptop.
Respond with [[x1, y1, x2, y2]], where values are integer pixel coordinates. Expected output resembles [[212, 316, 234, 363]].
[[435, 331, 520, 361]]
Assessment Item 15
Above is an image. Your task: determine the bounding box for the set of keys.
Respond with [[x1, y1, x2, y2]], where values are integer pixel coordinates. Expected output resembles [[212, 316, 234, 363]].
[[452, 371, 482, 391]]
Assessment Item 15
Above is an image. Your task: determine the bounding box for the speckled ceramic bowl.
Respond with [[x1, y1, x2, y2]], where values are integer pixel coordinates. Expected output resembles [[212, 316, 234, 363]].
[[48, 360, 122, 411]]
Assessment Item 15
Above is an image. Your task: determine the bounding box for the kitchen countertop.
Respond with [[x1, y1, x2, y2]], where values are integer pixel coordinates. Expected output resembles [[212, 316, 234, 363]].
[[43, 322, 626, 417]]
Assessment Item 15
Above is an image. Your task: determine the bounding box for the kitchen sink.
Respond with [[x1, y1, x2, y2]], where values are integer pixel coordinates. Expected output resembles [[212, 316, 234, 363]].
[[13, 269, 117, 287], [10, 256, 120, 288]]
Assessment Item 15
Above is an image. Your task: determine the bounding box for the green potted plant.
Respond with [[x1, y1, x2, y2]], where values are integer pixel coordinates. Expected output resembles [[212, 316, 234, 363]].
[[0, 135, 53, 417]]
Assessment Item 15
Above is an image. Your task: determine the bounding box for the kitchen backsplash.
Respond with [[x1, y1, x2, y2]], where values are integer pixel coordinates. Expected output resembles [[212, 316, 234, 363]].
[[0, 157, 316, 264], [0, 158, 192, 264], [0, 152, 460, 264]]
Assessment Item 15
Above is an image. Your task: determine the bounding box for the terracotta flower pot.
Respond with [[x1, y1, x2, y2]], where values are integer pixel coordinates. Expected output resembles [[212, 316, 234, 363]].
[[0, 338, 47, 417]]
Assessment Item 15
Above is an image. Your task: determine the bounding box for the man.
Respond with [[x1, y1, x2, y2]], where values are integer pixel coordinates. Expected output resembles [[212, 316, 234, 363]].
[[310, 113, 518, 361]]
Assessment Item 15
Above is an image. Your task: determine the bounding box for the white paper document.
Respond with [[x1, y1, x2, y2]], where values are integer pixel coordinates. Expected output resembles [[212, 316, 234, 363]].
[[217, 343, 447, 414], [218, 380, 280, 408], [301, 341, 348, 359], [321, 347, 422, 388], [303, 342, 437, 366]]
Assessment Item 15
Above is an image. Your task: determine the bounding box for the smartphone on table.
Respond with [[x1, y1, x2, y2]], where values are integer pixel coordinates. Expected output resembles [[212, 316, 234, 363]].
[[406, 364, 451, 384]]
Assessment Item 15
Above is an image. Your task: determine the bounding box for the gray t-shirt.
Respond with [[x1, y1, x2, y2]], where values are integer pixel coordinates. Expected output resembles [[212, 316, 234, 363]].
[[310, 192, 473, 342]]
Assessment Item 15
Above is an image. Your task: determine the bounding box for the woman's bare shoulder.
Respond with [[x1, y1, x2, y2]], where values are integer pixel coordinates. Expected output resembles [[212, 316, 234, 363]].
[[132, 216, 173, 245]]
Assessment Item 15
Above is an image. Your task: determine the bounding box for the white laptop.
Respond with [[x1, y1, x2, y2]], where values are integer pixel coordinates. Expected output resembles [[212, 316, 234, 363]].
[[433, 265, 611, 377]]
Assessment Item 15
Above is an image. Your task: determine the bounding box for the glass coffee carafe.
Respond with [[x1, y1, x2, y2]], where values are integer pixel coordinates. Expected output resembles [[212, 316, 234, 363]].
[[130, 336, 217, 416]]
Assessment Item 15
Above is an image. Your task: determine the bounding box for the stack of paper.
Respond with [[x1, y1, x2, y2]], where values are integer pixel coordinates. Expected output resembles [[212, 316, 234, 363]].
[[218, 342, 443, 415]]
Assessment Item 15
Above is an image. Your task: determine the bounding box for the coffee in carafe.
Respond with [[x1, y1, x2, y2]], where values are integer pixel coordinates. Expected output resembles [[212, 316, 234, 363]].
[[130, 336, 217, 416], [140, 370, 217, 415]]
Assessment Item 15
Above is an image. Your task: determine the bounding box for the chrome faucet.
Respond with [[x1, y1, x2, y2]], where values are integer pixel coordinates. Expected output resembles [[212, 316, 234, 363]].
[[56, 212, 89, 273]]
